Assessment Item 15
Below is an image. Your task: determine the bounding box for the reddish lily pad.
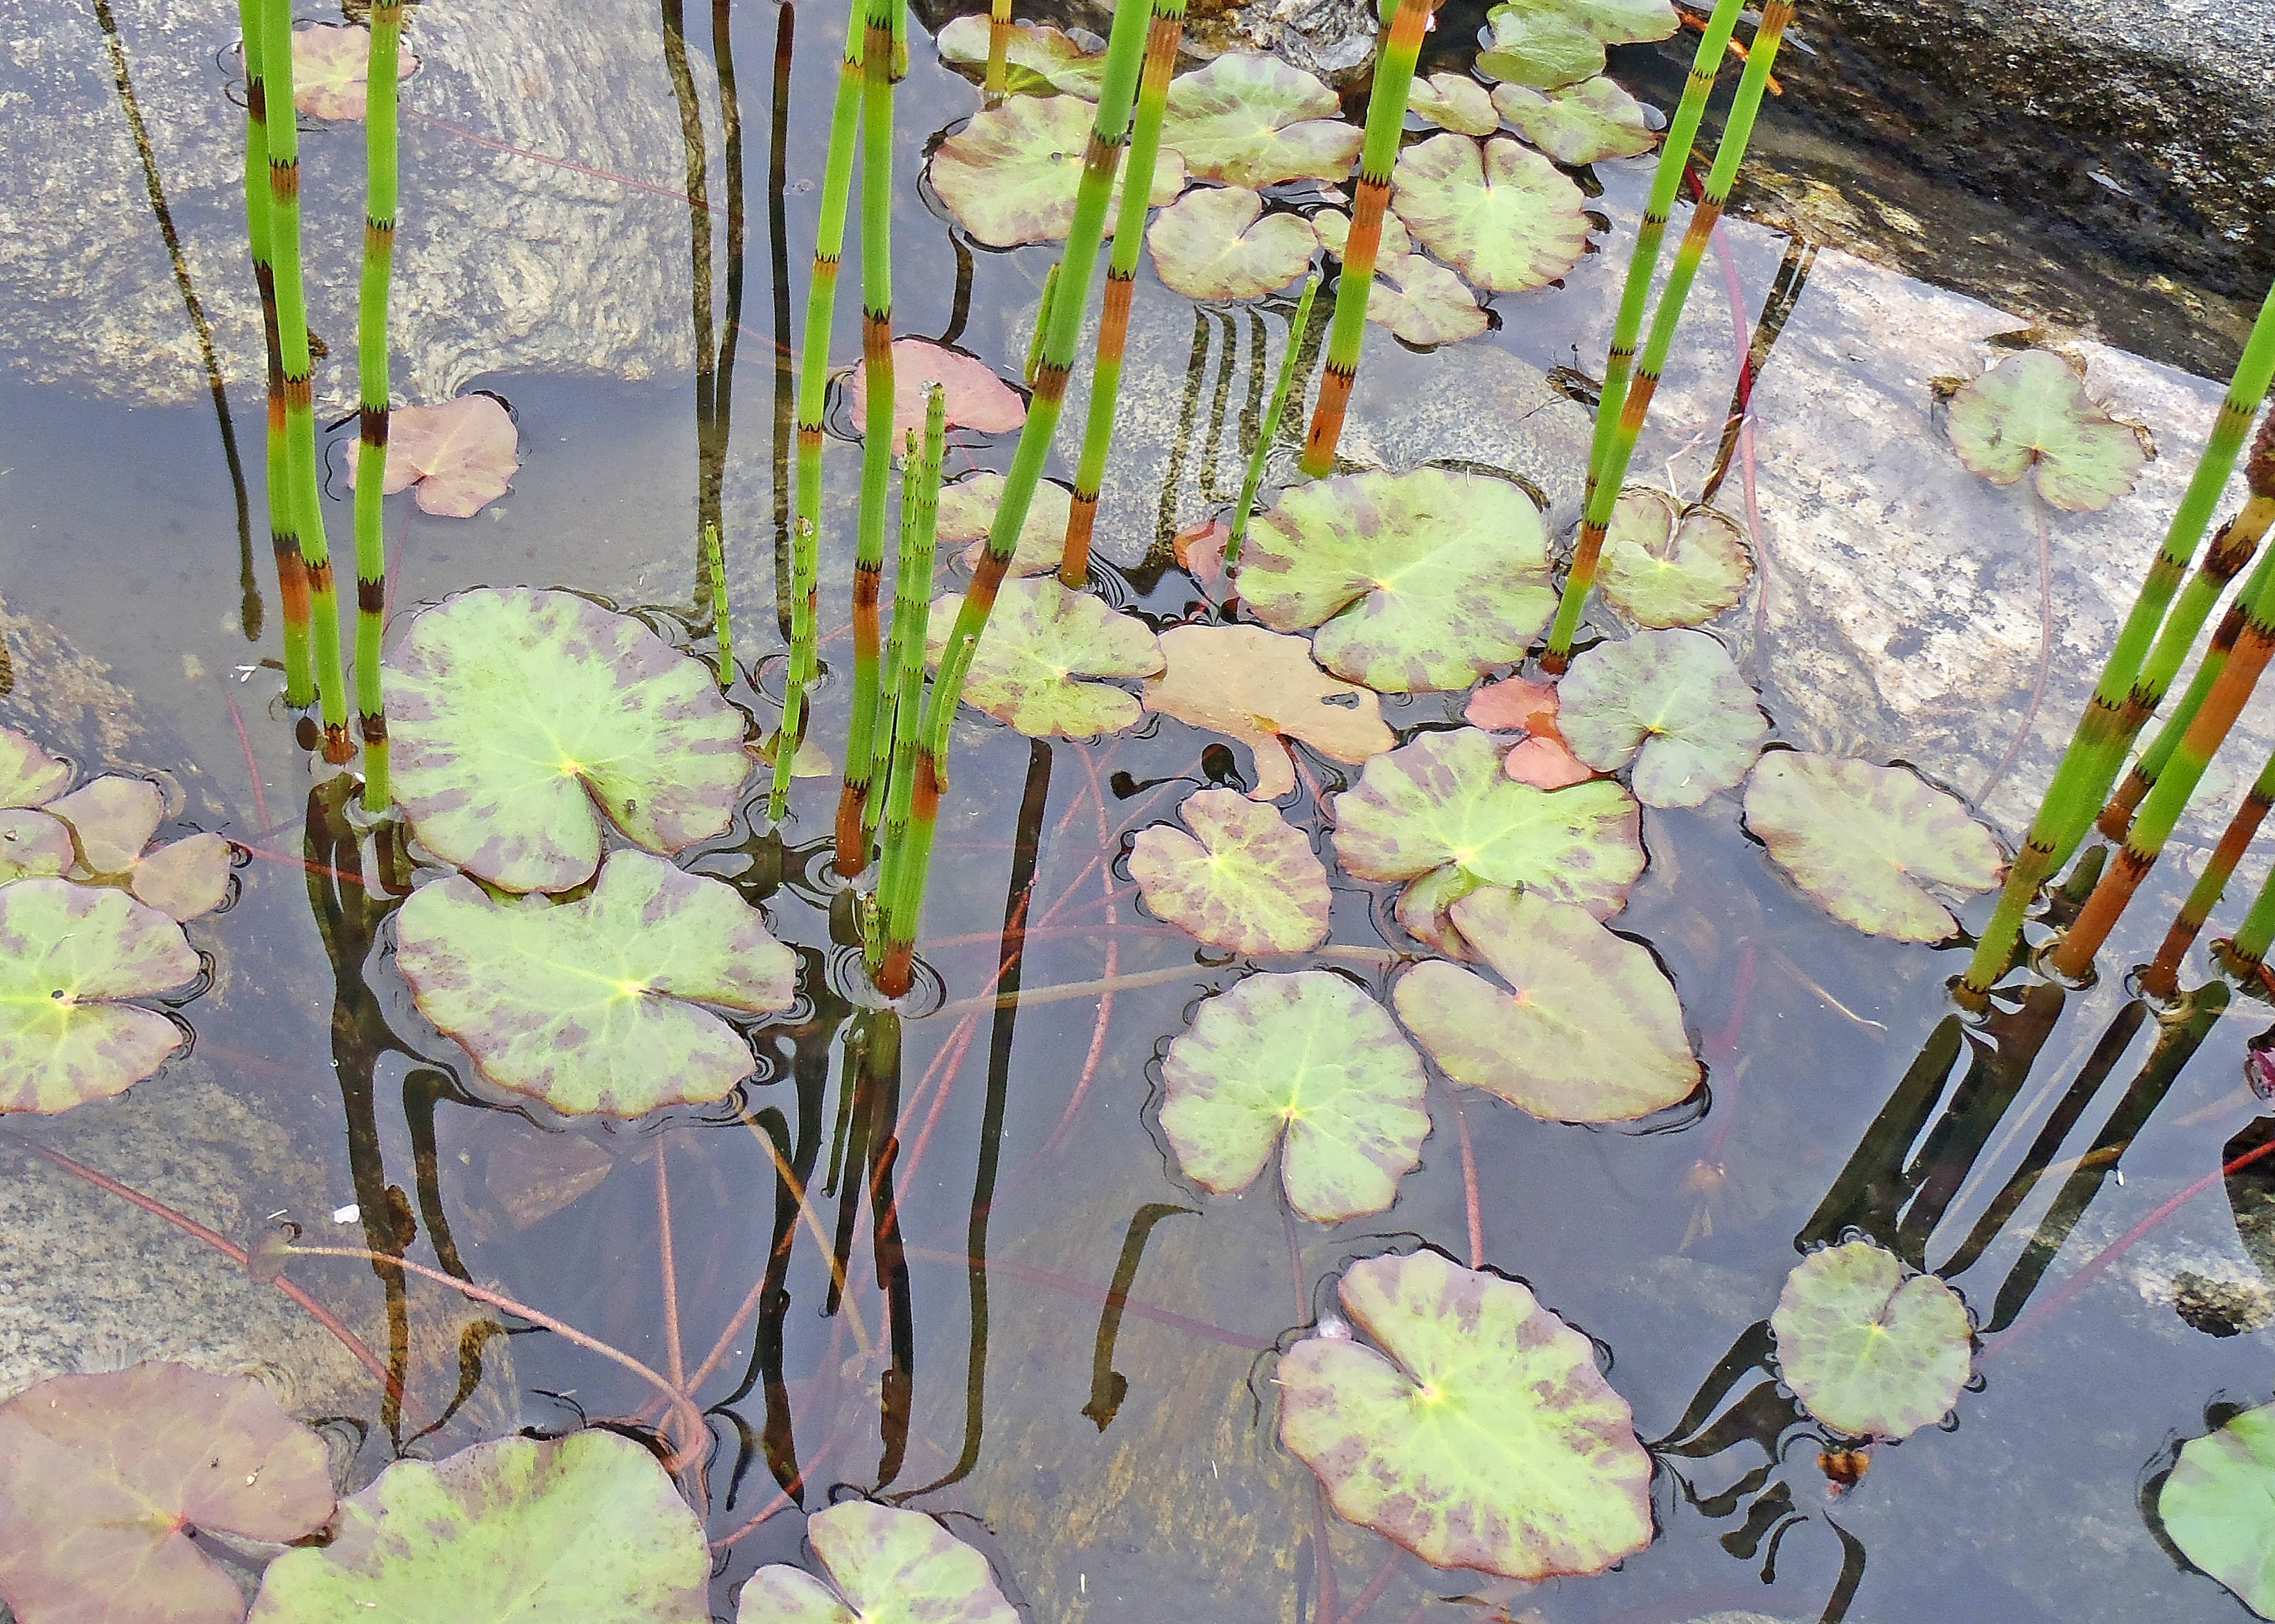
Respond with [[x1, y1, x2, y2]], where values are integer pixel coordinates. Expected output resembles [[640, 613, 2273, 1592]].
[[1406, 71, 1500, 136], [1771, 1240, 1973, 1440], [1130, 788, 1331, 953], [1556, 628, 1766, 807], [736, 1501, 1017, 1624], [1466, 677, 1595, 788], [0, 878, 199, 1113], [1394, 135, 1590, 293], [1943, 349, 2151, 512], [1147, 186, 1319, 302], [1160, 54, 1364, 188], [848, 338, 1026, 445], [1143, 624, 1395, 800], [45, 776, 231, 921], [0, 724, 70, 808], [291, 21, 418, 121], [934, 12, 1105, 98], [926, 579, 1164, 737], [1597, 486, 1753, 628], [930, 96, 1188, 247], [937, 473, 1073, 577], [347, 394, 520, 518], [1491, 76, 1657, 165]]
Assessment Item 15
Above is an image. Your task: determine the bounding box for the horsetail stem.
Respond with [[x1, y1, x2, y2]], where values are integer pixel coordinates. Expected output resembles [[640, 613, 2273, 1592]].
[[1227, 272, 1320, 567], [1059, 0, 1186, 588], [2140, 746, 2275, 999], [864, 425, 922, 840], [702, 521, 735, 682], [352, 0, 403, 811], [872, 386, 946, 975], [1542, 0, 1791, 673], [1296, 0, 1432, 478], [875, 0, 1154, 999], [2223, 855, 2275, 983], [984, 0, 1013, 105]]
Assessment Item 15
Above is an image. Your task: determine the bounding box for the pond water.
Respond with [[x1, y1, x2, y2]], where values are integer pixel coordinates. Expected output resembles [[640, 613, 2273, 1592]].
[[3, 2, 2274, 1622]]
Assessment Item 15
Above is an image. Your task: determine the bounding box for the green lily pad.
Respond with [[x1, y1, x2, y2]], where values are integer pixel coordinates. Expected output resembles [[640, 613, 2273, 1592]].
[[0, 809, 74, 885], [1491, 76, 1657, 165], [0, 723, 69, 809], [250, 1431, 708, 1623], [386, 587, 753, 894], [736, 1501, 1018, 1624], [927, 578, 1165, 737], [1161, 54, 1364, 188], [1393, 134, 1590, 292], [1943, 349, 2151, 512], [1279, 1249, 1655, 1577], [935, 12, 1105, 98], [0, 878, 198, 1113], [2160, 1401, 2275, 1618], [929, 95, 1189, 248], [394, 850, 797, 1117], [1143, 624, 1395, 800], [1407, 71, 1500, 136], [1333, 728, 1644, 921], [1557, 628, 1765, 808], [1147, 186, 1319, 301], [1391, 862, 1497, 958], [1312, 206, 1414, 263], [1161, 971, 1430, 1221], [1743, 752, 2005, 942], [1770, 1239, 1972, 1440], [1373, 254, 1490, 346], [1597, 485, 1753, 628], [0, 1363, 335, 1624], [1394, 888, 1698, 1120], [1130, 788, 1331, 953], [1236, 467, 1554, 692], [938, 473, 1073, 578], [1476, 0, 1676, 87]]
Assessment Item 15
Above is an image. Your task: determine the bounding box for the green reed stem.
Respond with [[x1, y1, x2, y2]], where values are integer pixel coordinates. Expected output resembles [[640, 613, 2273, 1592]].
[[701, 521, 735, 681], [2225, 855, 2275, 980], [872, 386, 945, 974], [865, 427, 920, 838], [1226, 272, 1319, 567], [1025, 260, 1060, 386], [1542, 0, 1789, 673], [1060, 0, 1186, 588], [351, 0, 403, 811], [2142, 745, 2275, 998]]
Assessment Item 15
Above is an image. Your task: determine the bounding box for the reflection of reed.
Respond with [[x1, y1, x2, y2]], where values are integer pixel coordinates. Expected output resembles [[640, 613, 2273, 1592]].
[[768, 4, 796, 640]]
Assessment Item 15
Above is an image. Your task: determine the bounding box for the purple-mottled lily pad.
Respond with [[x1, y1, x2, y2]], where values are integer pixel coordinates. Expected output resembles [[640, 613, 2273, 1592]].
[[1393, 134, 1589, 292], [394, 850, 796, 1117], [1406, 71, 1500, 135], [1143, 624, 1394, 800], [0, 1363, 334, 1624], [45, 776, 231, 920], [1369, 253, 1489, 346], [291, 21, 418, 121], [935, 12, 1106, 98], [0, 878, 199, 1113], [385, 588, 753, 894], [1557, 628, 1766, 808], [1943, 348, 2151, 512], [347, 394, 520, 517], [937, 473, 1073, 577], [1475, 0, 1676, 88], [1771, 1239, 1972, 1440], [1130, 788, 1331, 953], [736, 1501, 1018, 1624], [1160, 54, 1364, 188], [0, 809, 74, 885], [1597, 485, 1753, 628], [250, 1431, 708, 1623], [926, 579, 1163, 737], [848, 338, 1027, 444], [0, 723, 70, 809], [1394, 888, 1698, 1120], [929, 96, 1188, 248], [2159, 1401, 2275, 1618], [1280, 1250, 1655, 1577], [1743, 752, 2004, 941], [1161, 971, 1429, 1221], [1146, 186, 1319, 302], [1491, 75, 1656, 164], [1236, 467, 1554, 692]]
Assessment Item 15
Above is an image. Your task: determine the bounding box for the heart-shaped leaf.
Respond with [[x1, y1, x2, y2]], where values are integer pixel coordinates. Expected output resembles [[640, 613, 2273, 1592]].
[[848, 338, 1026, 444], [938, 473, 1073, 577], [1143, 624, 1395, 800], [1146, 186, 1319, 301], [1369, 254, 1489, 346], [0, 724, 69, 809], [735, 1501, 1017, 1624], [250, 1431, 708, 1623], [0, 1363, 334, 1624], [1491, 74, 1655, 165], [1161, 971, 1430, 1221], [935, 13, 1105, 98], [1465, 672, 1558, 734], [0, 809, 75, 885], [1770, 1239, 1972, 1440], [927, 578, 1164, 737], [1476, 0, 1676, 87], [2159, 1401, 2275, 1619], [1237, 467, 1554, 692], [1743, 752, 2004, 941], [1280, 1250, 1655, 1578], [1394, 134, 1589, 292], [1557, 628, 1765, 807], [1943, 349, 2150, 512], [1160, 54, 1363, 188], [347, 395, 520, 518], [0, 878, 199, 1113], [291, 21, 419, 121], [929, 96, 1188, 247], [1130, 788, 1331, 953], [1394, 888, 1697, 1120], [46, 776, 233, 921], [386, 587, 753, 894], [394, 850, 796, 1116], [1597, 486, 1753, 628], [1406, 71, 1500, 135]]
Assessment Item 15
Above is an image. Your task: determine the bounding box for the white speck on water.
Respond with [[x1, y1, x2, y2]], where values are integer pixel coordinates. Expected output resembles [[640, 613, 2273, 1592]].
[[331, 1203, 359, 1224]]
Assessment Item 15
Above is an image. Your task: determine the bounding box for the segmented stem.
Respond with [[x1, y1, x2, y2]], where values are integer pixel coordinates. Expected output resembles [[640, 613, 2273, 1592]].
[[872, 386, 946, 974], [2142, 746, 2275, 998], [984, 0, 1012, 105], [702, 521, 735, 681], [2225, 855, 2275, 980], [1226, 272, 1320, 567], [353, 0, 403, 811]]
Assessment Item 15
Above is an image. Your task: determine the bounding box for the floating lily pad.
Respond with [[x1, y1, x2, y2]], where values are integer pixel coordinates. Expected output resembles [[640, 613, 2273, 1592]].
[[0, 723, 69, 808], [1465, 673, 1557, 734], [1475, 0, 1676, 88], [1369, 254, 1489, 346], [1333, 729, 1644, 921], [1147, 186, 1319, 301], [394, 851, 796, 1116], [1743, 752, 2004, 942], [1161, 971, 1429, 1221], [1130, 788, 1331, 953], [1280, 1250, 1655, 1577], [1394, 134, 1589, 293], [0, 879, 199, 1113], [929, 96, 1188, 247], [2159, 1401, 2275, 1618], [348, 394, 520, 517], [1312, 206, 1414, 263], [1143, 624, 1395, 800], [1406, 71, 1500, 135], [251, 1431, 708, 1624], [927, 578, 1163, 737], [1236, 467, 1554, 691], [1770, 1239, 1972, 1440], [848, 337, 1026, 444], [292, 21, 418, 122], [1491, 76, 1657, 165], [386, 587, 752, 894], [1557, 628, 1765, 808], [1942, 349, 2151, 512], [935, 12, 1105, 98], [736, 1501, 1017, 1624], [1396, 886, 1696, 1118], [1391, 862, 1493, 958], [0, 809, 74, 885], [0, 1363, 334, 1624], [44, 776, 233, 920], [937, 473, 1073, 577], [1161, 54, 1364, 188], [1597, 486, 1753, 628]]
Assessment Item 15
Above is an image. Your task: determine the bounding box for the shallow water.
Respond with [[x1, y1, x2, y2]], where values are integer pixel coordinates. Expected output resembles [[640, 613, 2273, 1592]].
[[3, 3, 2274, 1622]]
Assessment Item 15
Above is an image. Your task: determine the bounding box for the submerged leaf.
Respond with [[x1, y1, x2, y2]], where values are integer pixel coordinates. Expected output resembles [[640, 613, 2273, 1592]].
[[1280, 1250, 1655, 1577], [0, 879, 199, 1113], [1161, 54, 1364, 188], [1491, 76, 1656, 165], [1161, 971, 1429, 1221], [1406, 71, 1500, 136], [929, 96, 1187, 247], [347, 394, 520, 517], [1237, 467, 1553, 692], [1597, 486, 1753, 628], [2159, 1401, 2275, 1619], [386, 588, 753, 893], [928, 579, 1163, 737], [1130, 788, 1330, 953], [1943, 349, 2150, 512], [1771, 1240, 1972, 1440], [1143, 624, 1395, 800], [1369, 254, 1488, 346], [937, 473, 1074, 577], [1393, 134, 1589, 292], [1147, 186, 1319, 301], [291, 21, 418, 121], [1557, 628, 1765, 807], [394, 851, 796, 1116], [0, 1363, 334, 1624], [736, 1501, 1017, 1624], [1743, 752, 2004, 941], [0, 809, 74, 885], [0, 723, 70, 809], [847, 337, 1026, 443], [934, 12, 1105, 98]]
